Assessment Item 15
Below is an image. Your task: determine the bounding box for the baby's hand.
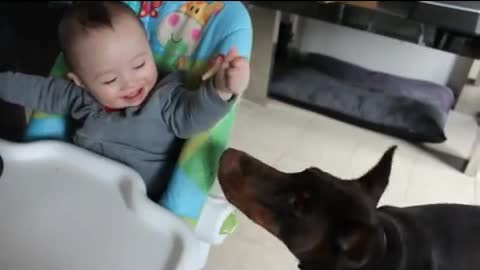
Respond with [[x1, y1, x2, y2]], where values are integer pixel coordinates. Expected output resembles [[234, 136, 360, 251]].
[[202, 47, 250, 101]]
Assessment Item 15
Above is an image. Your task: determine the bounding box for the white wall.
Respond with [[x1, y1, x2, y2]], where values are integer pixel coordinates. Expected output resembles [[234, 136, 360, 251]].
[[293, 18, 473, 93]]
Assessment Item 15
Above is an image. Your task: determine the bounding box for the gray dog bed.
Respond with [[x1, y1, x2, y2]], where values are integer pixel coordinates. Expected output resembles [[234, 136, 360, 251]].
[[269, 54, 455, 143]]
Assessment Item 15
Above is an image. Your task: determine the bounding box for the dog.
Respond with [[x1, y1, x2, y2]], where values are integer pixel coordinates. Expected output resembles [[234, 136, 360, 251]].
[[218, 146, 480, 270]]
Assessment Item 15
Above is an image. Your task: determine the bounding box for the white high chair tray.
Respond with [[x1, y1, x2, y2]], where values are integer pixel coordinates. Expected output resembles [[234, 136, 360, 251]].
[[0, 139, 204, 270]]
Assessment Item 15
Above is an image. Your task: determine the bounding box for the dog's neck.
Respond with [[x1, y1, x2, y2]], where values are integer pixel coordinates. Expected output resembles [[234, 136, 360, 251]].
[[367, 213, 405, 270], [296, 214, 404, 270]]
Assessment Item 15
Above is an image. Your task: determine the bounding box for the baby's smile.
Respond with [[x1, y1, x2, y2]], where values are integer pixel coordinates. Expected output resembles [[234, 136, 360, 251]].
[[122, 87, 147, 105]]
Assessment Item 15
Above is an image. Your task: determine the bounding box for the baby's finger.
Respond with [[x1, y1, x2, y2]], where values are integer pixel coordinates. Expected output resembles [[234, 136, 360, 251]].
[[222, 61, 230, 70], [226, 70, 241, 91], [229, 47, 239, 59], [216, 63, 228, 90], [226, 68, 238, 79], [231, 57, 248, 68], [224, 47, 239, 64]]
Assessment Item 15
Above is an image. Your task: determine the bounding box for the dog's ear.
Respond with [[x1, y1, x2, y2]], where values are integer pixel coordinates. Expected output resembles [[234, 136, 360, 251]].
[[357, 146, 396, 205], [337, 224, 375, 269]]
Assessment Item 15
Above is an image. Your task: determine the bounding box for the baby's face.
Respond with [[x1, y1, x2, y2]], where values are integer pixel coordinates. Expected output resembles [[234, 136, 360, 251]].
[[71, 14, 158, 109]]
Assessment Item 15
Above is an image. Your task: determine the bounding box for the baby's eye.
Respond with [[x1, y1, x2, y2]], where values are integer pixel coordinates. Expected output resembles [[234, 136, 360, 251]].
[[103, 77, 117, 85], [134, 61, 145, 70]]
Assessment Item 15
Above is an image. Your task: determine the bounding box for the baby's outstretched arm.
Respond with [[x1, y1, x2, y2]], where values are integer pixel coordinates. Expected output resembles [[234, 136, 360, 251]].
[[0, 72, 85, 115], [159, 72, 235, 139]]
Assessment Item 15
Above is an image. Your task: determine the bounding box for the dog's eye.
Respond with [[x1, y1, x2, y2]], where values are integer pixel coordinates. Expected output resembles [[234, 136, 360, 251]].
[[301, 191, 311, 200], [288, 191, 311, 212], [288, 194, 296, 206]]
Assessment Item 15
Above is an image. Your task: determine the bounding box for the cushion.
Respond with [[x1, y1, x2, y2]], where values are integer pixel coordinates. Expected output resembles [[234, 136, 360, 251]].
[[269, 53, 455, 143]]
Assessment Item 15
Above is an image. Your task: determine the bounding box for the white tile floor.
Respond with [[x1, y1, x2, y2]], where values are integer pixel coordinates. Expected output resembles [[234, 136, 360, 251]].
[[205, 97, 480, 270]]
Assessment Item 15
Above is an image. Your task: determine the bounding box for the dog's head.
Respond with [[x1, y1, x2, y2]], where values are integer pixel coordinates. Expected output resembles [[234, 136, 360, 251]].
[[218, 146, 396, 270]]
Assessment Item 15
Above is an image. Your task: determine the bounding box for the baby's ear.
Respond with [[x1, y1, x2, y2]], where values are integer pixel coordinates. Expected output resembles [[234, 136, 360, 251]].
[[67, 72, 84, 87]]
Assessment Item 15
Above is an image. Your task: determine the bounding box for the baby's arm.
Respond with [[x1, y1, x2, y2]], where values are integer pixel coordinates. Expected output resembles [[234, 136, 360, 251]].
[[160, 73, 235, 139], [0, 71, 85, 115]]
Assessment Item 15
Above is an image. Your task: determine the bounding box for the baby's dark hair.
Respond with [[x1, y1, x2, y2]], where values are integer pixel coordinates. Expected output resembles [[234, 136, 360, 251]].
[[58, 1, 140, 70]]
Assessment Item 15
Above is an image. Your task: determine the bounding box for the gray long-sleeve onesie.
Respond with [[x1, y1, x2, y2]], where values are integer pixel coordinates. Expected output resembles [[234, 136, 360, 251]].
[[0, 71, 234, 192]]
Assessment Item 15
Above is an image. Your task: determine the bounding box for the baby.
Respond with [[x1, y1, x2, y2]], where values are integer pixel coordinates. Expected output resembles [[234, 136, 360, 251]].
[[0, 2, 250, 195]]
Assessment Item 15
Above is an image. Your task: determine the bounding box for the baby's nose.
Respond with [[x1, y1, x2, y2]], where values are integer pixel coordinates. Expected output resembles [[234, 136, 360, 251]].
[[120, 80, 137, 92]]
